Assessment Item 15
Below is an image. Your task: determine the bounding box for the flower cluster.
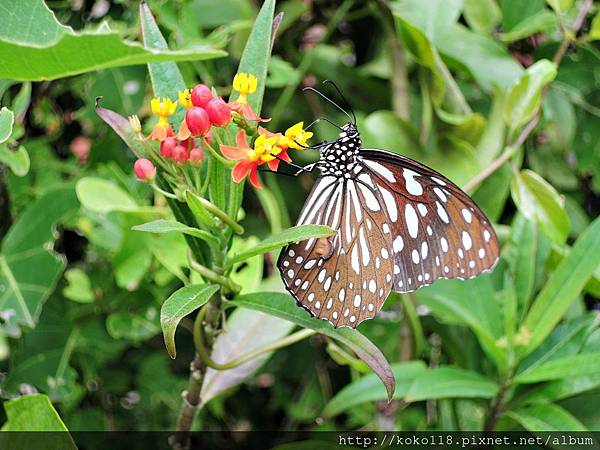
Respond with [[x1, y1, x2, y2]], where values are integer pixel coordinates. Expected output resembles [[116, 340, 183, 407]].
[[129, 73, 313, 189]]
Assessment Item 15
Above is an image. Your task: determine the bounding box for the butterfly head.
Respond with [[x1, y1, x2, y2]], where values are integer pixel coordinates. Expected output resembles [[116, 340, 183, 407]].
[[339, 122, 359, 139]]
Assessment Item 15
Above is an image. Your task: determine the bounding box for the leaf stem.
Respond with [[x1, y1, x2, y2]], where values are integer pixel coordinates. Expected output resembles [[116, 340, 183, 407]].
[[151, 182, 179, 199], [186, 190, 244, 234], [194, 307, 315, 370], [188, 251, 240, 294], [201, 136, 233, 166]]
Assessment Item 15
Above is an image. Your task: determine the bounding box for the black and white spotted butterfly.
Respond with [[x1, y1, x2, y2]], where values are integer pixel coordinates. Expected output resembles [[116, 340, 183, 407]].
[[277, 85, 499, 328]]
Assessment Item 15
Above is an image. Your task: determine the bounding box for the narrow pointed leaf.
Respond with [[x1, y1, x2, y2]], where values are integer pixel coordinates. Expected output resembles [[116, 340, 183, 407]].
[[508, 403, 587, 431], [234, 292, 396, 400], [514, 353, 600, 384], [160, 284, 220, 358], [132, 220, 220, 247]]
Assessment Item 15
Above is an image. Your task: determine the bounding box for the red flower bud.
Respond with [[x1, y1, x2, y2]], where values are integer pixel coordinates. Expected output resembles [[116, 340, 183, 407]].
[[160, 137, 177, 159], [172, 145, 189, 164], [134, 158, 156, 182], [191, 84, 213, 108], [185, 107, 210, 137], [206, 97, 232, 127], [189, 148, 205, 165]]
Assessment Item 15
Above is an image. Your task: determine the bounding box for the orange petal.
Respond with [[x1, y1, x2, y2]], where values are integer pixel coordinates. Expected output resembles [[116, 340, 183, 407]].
[[235, 129, 249, 148], [242, 104, 271, 123], [267, 158, 280, 171], [177, 120, 191, 141], [249, 165, 262, 189], [220, 145, 246, 161], [232, 160, 253, 183]]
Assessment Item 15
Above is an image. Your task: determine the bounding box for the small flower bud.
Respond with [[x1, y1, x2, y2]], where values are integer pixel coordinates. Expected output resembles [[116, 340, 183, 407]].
[[189, 148, 205, 165], [185, 107, 210, 137], [191, 84, 213, 108], [172, 145, 189, 164], [206, 97, 232, 127], [134, 158, 156, 182], [160, 137, 177, 159]]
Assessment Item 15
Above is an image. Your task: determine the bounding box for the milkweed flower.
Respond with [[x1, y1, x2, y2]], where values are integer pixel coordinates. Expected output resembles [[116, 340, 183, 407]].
[[228, 73, 270, 122], [257, 127, 291, 172], [206, 97, 232, 127], [134, 158, 156, 182], [220, 130, 264, 189], [150, 97, 177, 141], [283, 122, 313, 149], [191, 84, 213, 108]]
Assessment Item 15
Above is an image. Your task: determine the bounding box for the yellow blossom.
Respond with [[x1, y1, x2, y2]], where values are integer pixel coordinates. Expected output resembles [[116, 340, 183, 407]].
[[178, 89, 193, 109], [284, 122, 313, 149], [232, 73, 258, 104], [150, 97, 176, 141], [251, 134, 282, 162]]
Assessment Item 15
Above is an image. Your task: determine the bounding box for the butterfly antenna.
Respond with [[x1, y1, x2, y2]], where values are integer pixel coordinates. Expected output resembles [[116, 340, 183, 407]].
[[302, 86, 354, 124], [323, 80, 356, 124]]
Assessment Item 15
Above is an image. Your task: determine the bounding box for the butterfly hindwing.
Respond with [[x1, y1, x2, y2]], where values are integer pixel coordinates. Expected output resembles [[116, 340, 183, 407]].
[[278, 174, 395, 327]]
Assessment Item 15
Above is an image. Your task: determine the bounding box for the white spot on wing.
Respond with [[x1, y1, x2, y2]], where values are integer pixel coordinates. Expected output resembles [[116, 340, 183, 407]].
[[364, 160, 396, 182], [405, 204, 419, 238], [403, 168, 423, 195]]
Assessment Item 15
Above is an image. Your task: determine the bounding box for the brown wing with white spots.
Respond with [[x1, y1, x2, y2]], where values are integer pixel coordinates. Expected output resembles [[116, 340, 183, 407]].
[[359, 149, 499, 292], [278, 175, 395, 328]]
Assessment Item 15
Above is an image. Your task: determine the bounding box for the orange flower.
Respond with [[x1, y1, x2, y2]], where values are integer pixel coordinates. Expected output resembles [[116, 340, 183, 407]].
[[228, 73, 270, 122], [220, 130, 263, 189], [150, 97, 176, 141]]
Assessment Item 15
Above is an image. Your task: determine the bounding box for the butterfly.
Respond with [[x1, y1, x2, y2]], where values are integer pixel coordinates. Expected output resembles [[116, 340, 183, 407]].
[[277, 84, 499, 328]]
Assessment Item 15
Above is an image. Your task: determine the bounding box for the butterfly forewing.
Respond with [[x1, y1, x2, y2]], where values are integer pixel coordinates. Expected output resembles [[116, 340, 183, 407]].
[[278, 174, 395, 327], [359, 149, 499, 292]]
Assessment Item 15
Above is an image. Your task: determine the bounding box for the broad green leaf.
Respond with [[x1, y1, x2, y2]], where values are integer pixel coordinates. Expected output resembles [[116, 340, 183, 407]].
[[226, 225, 335, 268], [0, 144, 29, 177], [0, 186, 78, 329], [404, 366, 499, 402], [4, 296, 82, 402], [476, 90, 506, 166], [417, 277, 506, 369], [1, 394, 72, 433], [322, 362, 426, 418], [200, 308, 295, 405], [508, 403, 587, 431], [106, 308, 160, 343], [76, 177, 141, 214], [509, 215, 538, 312], [522, 217, 600, 354], [503, 59, 557, 129], [511, 170, 569, 245], [132, 219, 220, 248], [160, 284, 219, 358], [514, 353, 600, 384], [545, 0, 573, 14], [463, 0, 501, 34], [499, 10, 558, 43], [234, 292, 396, 400], [62, 268, 94, 304], [589, 12, 600, 40], [0, 0, 225, 81], [521, 374, 600, 404], [0, 106, 14, 143]]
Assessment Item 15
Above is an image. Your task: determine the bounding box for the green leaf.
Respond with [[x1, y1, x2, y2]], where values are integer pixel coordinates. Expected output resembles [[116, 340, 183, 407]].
[[508, 403, 587, 431], [404, 366, 499, 402], [234, 292, 396, 400], [499, 10, 558, 43], [545, 0, 573, 14], [509, 215, 538, 313], [589, 12, 600, 40], [520, 374, 600, 404], [463, 0, 501, 34], [106, 308, 160, 343], [511, 169, 569, 244], [160, 284, 220, 358], [62, 268, 94, 304], [0, 144, 29, 177], [0, 185, 78, 329], [231, 0, 276, 113], [200, 308, 295, 405], [1, 394, 72, 434], [226, 225, 335, 268], [522, 217, 600, 355], [132, 219, 220, 248], [95, 104, 146, 157], [0, 106, 14, 143], [503, 59, 558, 129], [322, 361, 426, 418], [184, 190, 218, 229], [514, 353, 600, 384], [0, 0, 225, 81], [76, 177, 142, 214]]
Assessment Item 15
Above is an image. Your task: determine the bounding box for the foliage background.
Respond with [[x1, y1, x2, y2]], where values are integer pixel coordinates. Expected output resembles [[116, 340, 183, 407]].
[[0, 0, 599, 443]]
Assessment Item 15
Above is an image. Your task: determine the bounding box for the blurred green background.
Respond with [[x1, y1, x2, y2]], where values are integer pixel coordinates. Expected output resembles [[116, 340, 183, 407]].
[[0, 0, 599, 441]]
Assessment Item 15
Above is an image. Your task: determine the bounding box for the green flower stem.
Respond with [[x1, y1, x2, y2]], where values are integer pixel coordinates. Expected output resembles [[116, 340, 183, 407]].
[[151, 182, 179, 199], [188, 251, 240, 294], [194, 305, 315, 370], [201, 136, 233, 166], [200, 157, 212, 196], [190, 191, 244, 235]]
